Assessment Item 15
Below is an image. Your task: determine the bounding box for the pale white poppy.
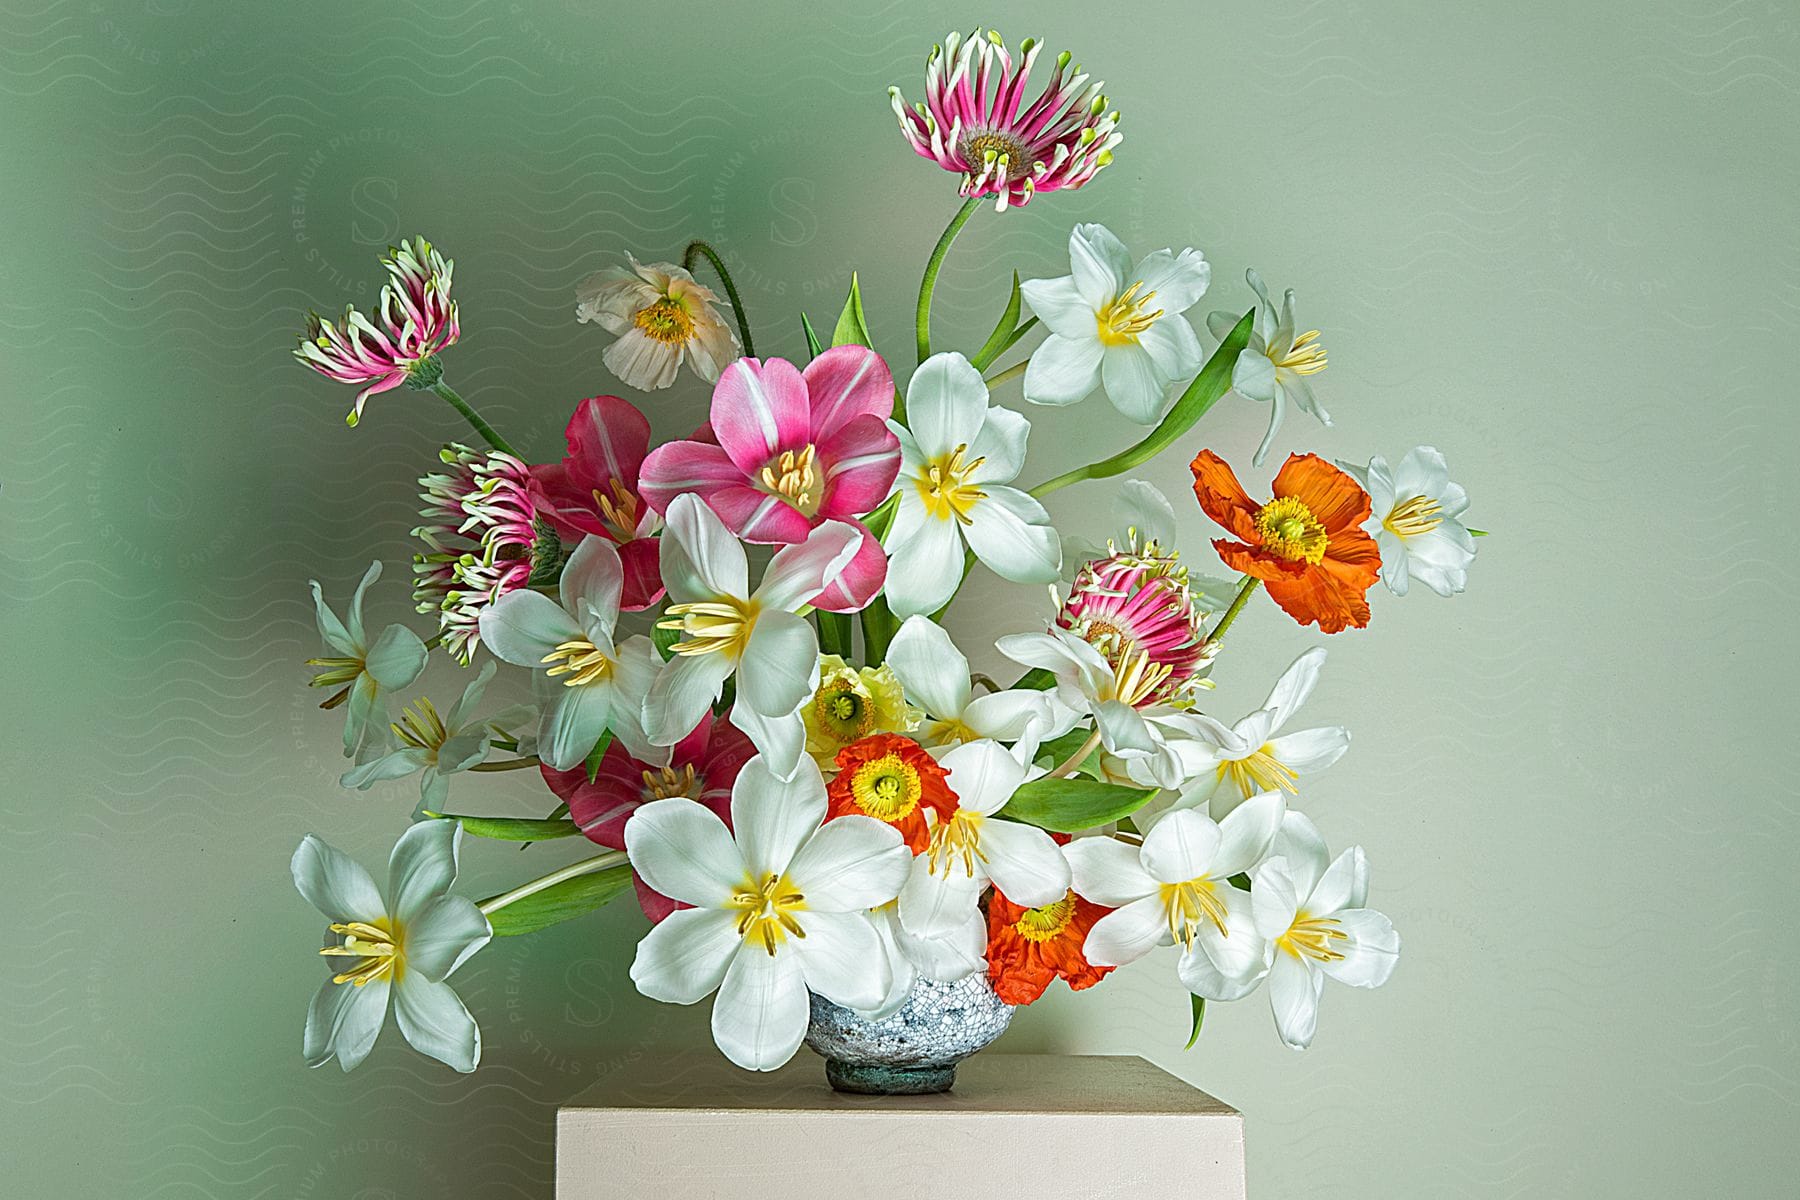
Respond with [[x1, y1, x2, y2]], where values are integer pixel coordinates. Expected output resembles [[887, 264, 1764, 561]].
[[576, 255, 740, 391]]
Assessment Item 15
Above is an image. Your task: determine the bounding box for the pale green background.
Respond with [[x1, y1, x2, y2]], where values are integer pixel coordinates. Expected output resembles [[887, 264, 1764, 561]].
[[3, 0, 1794, 1196]]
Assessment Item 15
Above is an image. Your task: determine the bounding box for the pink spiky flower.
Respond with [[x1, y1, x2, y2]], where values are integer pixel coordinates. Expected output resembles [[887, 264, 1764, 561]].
[[412, 443, 559, 664], [1055, 534, 1212, 710], [889, 29, 1123, 211], [294, 236, 461, 427]]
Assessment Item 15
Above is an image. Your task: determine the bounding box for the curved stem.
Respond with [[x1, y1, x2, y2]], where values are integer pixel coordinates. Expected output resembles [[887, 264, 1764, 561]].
[[431, 381, 518, 456], [468, 755, 542, 773], [1045, 728, 1104, 780], [984, 357, 1029, 388], [1206, 576, 1262, 643], [478, 849, 628, 916], [682, 239, 756, 358], [915, 196, 984, 365], [1029, 462, 1092, 500]]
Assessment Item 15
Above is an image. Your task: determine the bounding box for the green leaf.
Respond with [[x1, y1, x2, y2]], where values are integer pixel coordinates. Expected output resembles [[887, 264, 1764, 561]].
[[1012, 666, 1058, 691], [583, 729, 613, 784], [1227, 872, 1252, 891], [1033, 727, 1095, 768], [1469, 527, 1491, 537], [800, 312, 824, 359], [423, 812, 581, 842], [520, 800, 570, 851], [969, 271, 1023, 372], [482, 864, 635, 937], [1185, 995, 1207, 1050], [831, 273, 873, 349], [817, 609, 853, 658], [652, 618, 681, 661], [999, 776, 1157, 833]]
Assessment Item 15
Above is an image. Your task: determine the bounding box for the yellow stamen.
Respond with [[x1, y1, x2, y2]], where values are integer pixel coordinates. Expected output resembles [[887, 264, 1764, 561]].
[[849, 754, 922, 822], [1159, 878, 1230, 950], [640, 763, 699, 802], [1254, 496, 1328, 564], [1384, 494, 1443, 539], [1014, 892, 1077, 943], [926, 811, 989, 878], [541, 637, 615, 688], [1274, 329, 1328, 375], [1278, 911, 1347, 962], [319, 919, 402, 987], [306, 655, 364, 689], [391, 696, 447, 751], [658, 596, 758, 659], [1095, 280, 1164, 346], [758, 444, 822, 516], [1219, 745, 1299, 797], [594, 478, 641, 543], [633, 296, 694, 345], [1110, 645, 1173, 708], [728, 873, 807, 956], [917, 443, 988, 524]]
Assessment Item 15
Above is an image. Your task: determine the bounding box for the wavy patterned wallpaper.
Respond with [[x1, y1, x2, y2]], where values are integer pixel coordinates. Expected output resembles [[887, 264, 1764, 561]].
[[3, 1, 1794, 1196]]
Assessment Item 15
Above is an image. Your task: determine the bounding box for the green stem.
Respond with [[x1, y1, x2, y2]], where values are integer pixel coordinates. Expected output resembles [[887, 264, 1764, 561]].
[[432, 381, 518, 456], [915, 196, 984, 365], [477, 850, 628, 916], [984, 358, 1029, 387], [682, 239, 756, 358], [1206, 577, 1262, 643], [468, 755, 542, 773]]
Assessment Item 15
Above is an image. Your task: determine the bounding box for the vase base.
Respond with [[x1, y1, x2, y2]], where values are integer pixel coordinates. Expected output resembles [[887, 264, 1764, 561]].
[[825, 1059, 955, 1095]]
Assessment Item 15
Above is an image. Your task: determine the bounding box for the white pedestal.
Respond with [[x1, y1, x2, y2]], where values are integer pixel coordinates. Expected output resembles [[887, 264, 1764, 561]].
[[556, 1053, 1245, 1199]]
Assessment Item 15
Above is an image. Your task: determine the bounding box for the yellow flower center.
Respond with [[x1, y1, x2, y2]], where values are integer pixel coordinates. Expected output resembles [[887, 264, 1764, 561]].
[[849, 754, 922, 822], [640, 763, 700, 802], [541, 637, 615, 687], [1159, 878, 1230, 950], [758, 444, 823, 517], [1095, 281, 1164, 347], [926, 811, 989, 878], [633, 296, 694, 345], [594, 477, 642, 543], [319, 918, 403, 987], [1273, 329, 1328, 375], [961, 130, 1031, 181], [1384, 494, 1443, 539], [1014, 892, 1077, 943], [1278, 911, 1347, 962], [917, 443, 988, 524], [1218, 745, 1299, 797], [923, 715, 982, 746], [812, 678, 873, 743], [659, 596, 759, 660], [390, 696, 448, 755], [729, 872, 807, 956], [1254, 496, 1329, 564]]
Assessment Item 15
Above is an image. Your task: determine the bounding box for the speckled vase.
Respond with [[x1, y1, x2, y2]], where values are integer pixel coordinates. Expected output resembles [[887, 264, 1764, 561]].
[[802, 975, 1014, 1095]]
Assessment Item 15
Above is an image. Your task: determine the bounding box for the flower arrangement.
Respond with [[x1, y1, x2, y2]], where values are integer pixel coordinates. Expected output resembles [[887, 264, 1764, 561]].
[[288, 29, 1480, 1080]]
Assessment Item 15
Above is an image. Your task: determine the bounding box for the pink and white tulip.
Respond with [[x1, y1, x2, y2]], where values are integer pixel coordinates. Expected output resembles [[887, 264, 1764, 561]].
[[638, 348, 900, 612]]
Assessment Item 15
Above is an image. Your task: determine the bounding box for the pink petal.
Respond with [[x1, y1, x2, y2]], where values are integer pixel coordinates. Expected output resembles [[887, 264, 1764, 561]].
[[802, 344, 895, 436], [708, 356, 812, 475], [637, 439, 748, 515], [618, 536, 665, 611], [543, 746, 645, 850], [810, 519, 888, 612], [704, 483, 816, 545], [634, 873, 687, 925], [564, 395, 651, 490], [528, 462, 610, 541], [815, 413, 902, 519]]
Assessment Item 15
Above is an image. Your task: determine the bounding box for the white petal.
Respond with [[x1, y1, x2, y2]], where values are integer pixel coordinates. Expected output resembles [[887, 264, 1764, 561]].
[[1263, 647, 1325, 729], [1272, 812, 1331, 900], [540, 678, 613, 772], [905, 352, 988, 457], [961, 690, 1051, 741], [393, 976, 481, 1073], [728, 702, 809, 782], [731, 754, 827, 879], [1232, 347, 1278, 403], [898, 907, 987, 982], [1268, 952, 1324, 1049], [897, 855, 984, 939], [1193, 887, 1268, 981], [1113, 480, 1178, 551], [1082, 894, 1169, 966], [1095, 699, 1158, 757], [1018, 274, 1096, 339], [1069, 223, 1131, 308], [661, 493, 748, 603], [1137, 807, 1223, 884], [364, 624, 428, 691], [1308, 845, 1368, 916], [478, 589, 584, 669], [784, 814, 910, 911], [1136, 316, 1205, 382], [1211, 791, 1285, 879], [883, 516, 963, 619], [292, 835, 385, 924], [304, 976, 388, 1072], [1131, 246, 1212, 313], [966, 403, 1030, 485], [755, 520, 864, 612], [1177, 940, 1269, 1002], [711, 944, 809, 1070], [559, 535, 624, 634], [736, 609, 819, 717], [963, 485, 1061, 584], [1266, 726, 1350, 776], [629, 907, 743, 1003], [1101, 343, 1171, 424], [793, 909, 890, 1012], [643, 651, 734, 746], [886, 616, 973, 719], [601, 636, 663, 762], [1065, 836, 1158, 906], [939, 738, 1027, 816], [403, 894, 490, 982], [1022, 333, 1103, 406], [624, 797, 744, 907], [1250, 857, 1303, 941], [978, 818, 1072, 908], [1318, 908, 1400, 988]]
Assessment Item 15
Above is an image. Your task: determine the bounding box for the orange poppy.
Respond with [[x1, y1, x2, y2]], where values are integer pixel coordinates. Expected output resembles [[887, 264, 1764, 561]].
[[825, 733, 956, 854], [1190, 449, 1381, 633], [986, 888, 1115, 1005]]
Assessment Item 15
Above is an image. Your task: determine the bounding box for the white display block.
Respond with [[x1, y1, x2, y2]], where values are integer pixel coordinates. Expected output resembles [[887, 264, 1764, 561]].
[[556, 1053, 1245, 1199]]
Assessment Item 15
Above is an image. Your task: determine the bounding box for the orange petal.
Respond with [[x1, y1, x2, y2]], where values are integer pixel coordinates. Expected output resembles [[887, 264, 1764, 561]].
[[1265, 565, 1372, 634], [1214, 539, 1308, 581], [1272, 453, 1372, 534], [1189, 449, 1262, 543]]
